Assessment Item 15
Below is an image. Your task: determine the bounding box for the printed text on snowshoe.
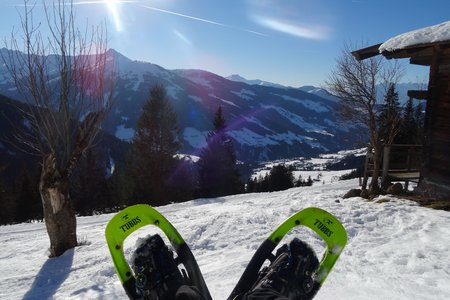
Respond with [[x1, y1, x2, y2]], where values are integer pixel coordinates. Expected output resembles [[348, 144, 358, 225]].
[[120, 216, 142, 232], [314, 219, 333, 237]]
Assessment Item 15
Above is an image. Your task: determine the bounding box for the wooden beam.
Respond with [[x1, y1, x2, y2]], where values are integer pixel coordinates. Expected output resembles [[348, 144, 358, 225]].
[[351, 43, 382, 61], [410, 56, 432, 66], [408, 90, 429, 100], [382, 41, 450, 60], [383, 45, 433, 59]]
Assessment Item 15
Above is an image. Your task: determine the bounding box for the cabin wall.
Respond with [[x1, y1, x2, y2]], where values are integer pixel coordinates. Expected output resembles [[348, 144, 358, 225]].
[[419, 56, 450, 199]]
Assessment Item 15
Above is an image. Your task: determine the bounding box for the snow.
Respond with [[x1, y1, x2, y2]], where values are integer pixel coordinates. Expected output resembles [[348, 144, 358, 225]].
[[183, 127, 207, 148], [209, 94, 240, 108], [1, 178, 449, 300], [174, 154, 200, 163], [115, 124, 135, 141], [242, 116, 274, 132], [189, 95, 203, 103], [261, 104, 330, 135], [253, 151, 364, 183], [228, 128, 329, 148], [185, 73, 214, 89], [380, 20, 450, 52], [226, 74, 287, 89], [275, 94, 329, 113], [231, 89, 256, 101], [166, 85, 181, 100], [228, 128, 279, 146]]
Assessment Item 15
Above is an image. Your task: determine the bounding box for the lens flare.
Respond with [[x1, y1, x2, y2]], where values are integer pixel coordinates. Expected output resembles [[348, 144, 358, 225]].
[[104, 0, 123, 32]]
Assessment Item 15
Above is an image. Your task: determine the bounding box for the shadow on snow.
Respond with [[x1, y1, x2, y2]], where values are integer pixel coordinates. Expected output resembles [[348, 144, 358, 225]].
[[23, 249, 74, 300]]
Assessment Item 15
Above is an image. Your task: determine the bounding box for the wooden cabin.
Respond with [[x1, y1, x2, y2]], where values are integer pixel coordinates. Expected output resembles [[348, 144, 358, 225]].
[[352, 21, 450, 200]]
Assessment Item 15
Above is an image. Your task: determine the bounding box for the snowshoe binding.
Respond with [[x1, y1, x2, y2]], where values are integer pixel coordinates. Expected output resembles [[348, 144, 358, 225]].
[[245, 238, 320, 299], [132, 234, 184, 299]]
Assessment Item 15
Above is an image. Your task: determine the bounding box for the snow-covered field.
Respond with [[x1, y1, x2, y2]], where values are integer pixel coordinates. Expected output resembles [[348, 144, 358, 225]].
[[252, 148, 366, 184], [1, 179, 449, 300]]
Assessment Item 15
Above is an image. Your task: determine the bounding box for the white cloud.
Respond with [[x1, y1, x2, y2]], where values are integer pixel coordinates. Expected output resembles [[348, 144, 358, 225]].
[[253, 16, 331, 40]]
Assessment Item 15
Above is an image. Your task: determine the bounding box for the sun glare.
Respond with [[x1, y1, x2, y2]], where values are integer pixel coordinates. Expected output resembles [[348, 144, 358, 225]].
[[105, 0, 123, 32]]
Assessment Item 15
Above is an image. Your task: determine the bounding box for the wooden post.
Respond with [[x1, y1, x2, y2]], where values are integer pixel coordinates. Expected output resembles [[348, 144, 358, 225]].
[[381, 145, 390, 189], [404, 146, 414, 191], [362, 145, 372, 190]]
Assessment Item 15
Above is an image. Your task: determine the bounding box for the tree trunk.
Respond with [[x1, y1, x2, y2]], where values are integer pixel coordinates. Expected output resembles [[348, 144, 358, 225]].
[[369, 144, 382, 196], [39, 154, 77, 257]]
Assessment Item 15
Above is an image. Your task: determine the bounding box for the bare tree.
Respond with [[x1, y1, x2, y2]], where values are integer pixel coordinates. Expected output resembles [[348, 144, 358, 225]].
[[325, 43, 402, 195], [3, 0, 114, 256]]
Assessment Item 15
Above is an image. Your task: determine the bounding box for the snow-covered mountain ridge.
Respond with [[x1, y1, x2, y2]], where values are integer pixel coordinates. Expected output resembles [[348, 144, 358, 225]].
[[0, 48, 365, 161]]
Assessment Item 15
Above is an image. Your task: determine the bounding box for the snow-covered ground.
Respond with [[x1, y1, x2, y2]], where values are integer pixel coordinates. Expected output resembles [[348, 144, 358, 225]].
[[1, 179, 449, 300]]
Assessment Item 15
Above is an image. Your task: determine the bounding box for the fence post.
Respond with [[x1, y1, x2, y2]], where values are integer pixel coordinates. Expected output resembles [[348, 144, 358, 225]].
[[362, 145, 372, 190], [381, 145, 391, 189]]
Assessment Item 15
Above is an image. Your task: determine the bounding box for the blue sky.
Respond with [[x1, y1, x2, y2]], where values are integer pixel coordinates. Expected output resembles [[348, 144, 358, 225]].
[[1, 0, 449, 87]]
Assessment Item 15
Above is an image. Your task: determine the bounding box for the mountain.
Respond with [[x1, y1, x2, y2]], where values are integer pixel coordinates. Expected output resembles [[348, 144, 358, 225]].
[[225, 74, 288, 89], [0, 49, 366, 162]]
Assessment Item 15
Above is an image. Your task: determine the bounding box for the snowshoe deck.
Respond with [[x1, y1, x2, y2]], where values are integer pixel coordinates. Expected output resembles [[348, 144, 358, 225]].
[[228, 207, 347, 300], [105, 204, 212, 300]]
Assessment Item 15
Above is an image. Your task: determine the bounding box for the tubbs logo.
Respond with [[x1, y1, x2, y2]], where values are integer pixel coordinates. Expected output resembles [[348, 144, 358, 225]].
[[323, 218, 333, 225], [120, 216, 141, 232], [314, 219, 333, 237]]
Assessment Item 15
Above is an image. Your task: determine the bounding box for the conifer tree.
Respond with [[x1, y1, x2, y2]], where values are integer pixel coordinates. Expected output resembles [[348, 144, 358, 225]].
[[246, 177, 256, 193], [295, 174, 304, 187], [259, 174, 270, 192], [398, 98, 417, 144], [378, 83, 402, 145], [414, 103, 425, 144], [0, 177, 14, 225], [198, 106, 242, 197], [14, 166, 42, 222], [131, 85, 181, 205], [71, 149, 110, 215], [268, 164, 294, 191]]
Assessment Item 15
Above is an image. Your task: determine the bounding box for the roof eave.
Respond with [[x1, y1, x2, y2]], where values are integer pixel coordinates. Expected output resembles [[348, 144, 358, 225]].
[[351, 43, 382, 61]]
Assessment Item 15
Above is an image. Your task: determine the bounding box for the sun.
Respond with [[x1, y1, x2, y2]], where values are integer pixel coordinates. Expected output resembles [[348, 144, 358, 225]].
[[104, 0, 123, 32]]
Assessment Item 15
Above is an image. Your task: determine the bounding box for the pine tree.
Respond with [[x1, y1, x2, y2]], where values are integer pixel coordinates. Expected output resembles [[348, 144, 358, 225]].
[[130, 85, 181, 205], [198, 106, 242, 197], [14, 166, 42, 222], [378, 83, 402, 145], [71, 149, 111, 215], [0, 177, 14, 225], [295, 174, 305, 187], [268, 164, 294, 191], [398, 98, 417, 144], [259, 174, 270, 192], [108, 159, 137, 208], [414, 103, 425, 144], [246, 177, 256, 193], [165, 156, 197, 202]]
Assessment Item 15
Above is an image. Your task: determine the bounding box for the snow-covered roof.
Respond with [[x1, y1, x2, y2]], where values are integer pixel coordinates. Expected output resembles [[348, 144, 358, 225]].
[[379, 20, 450, 53]]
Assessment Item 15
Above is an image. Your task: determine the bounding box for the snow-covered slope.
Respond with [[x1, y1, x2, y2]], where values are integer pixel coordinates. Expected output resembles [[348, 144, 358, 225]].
[[1, 179, 449, 300]]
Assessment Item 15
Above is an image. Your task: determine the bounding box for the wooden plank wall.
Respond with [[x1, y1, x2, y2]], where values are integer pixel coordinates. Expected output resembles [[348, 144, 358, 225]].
[[425, 59, 450, 184]]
